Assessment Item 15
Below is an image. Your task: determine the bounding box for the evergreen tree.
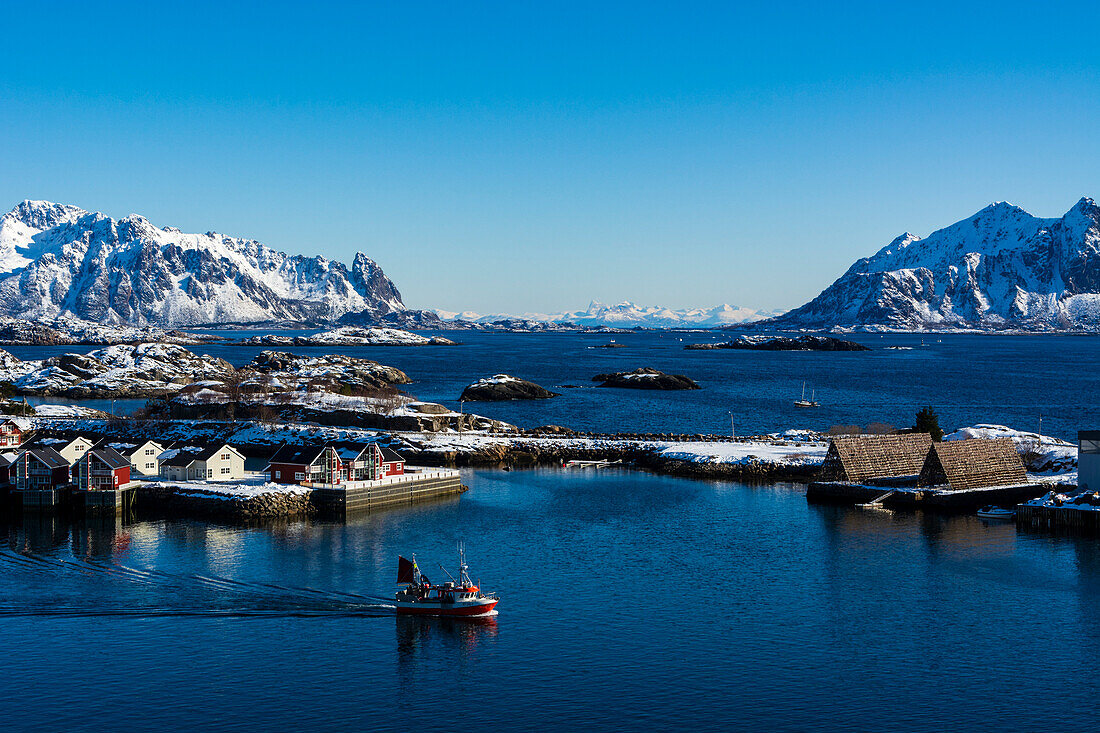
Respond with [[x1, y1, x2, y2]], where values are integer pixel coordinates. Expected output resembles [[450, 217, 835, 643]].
[[913, 406, 944, 442]]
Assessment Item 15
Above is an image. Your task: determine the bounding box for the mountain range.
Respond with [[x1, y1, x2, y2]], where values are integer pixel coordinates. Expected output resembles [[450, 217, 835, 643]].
[[764, 197, 1100, 331], [0, 200, 404, 326], [435, 301, 781, 329], [6, 197, 1100, 333]]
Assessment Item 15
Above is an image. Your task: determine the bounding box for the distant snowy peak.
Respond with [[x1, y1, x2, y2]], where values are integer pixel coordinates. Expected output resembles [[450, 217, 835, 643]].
[[436, 300, 781, 328], [767, 197, 1100, 332], [0, 200, 404, 327]]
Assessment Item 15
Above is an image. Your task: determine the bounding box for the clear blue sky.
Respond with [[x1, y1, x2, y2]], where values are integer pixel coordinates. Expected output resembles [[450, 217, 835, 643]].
[[2, 1, 1098, 314]]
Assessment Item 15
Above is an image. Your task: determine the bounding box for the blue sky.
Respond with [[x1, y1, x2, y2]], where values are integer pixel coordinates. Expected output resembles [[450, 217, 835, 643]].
[[2, 1, 1098, 314]]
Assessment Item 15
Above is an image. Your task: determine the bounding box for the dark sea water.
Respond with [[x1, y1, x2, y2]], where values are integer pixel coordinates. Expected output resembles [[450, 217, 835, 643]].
[[2, 467, 1099, 732], [6, 330, 1097, 440]]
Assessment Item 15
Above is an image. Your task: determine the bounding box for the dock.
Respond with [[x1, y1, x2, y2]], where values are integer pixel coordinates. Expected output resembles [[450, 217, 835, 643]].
[[807, 480, 1051, 513], [308, 469, 466, 515], [1016, 503, 1100, 534], [7, 483, 140, 516]]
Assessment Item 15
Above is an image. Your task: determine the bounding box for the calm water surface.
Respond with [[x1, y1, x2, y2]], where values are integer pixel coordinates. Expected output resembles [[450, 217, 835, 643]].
[[2, 468, 1098, 731], [7, 331, 1097, 440]]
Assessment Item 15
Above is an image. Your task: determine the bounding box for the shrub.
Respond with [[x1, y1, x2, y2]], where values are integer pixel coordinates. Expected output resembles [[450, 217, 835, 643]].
[[913, 406, 944, 442]]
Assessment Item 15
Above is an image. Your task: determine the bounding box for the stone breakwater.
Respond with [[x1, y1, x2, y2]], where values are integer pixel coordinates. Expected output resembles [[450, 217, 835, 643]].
[[133, 480, 472, 522], [135, 484, 316, 521], [403, 439, 822, 482]]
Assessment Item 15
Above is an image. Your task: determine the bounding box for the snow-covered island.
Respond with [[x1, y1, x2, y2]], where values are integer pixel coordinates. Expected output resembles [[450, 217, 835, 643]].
[[0, 316, 227, 346], [240, 326, 457, 347]]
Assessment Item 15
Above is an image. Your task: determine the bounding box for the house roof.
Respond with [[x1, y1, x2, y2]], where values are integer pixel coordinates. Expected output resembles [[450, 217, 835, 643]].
[[822, 433, 932, 483], [161, 443, 242, 467], [19, 446, 70, 469], [160, 450, 203, 468], [269, 444, 329, 466], [86, 447, 130, 470], [919, 438, 1028, 490], [380, 446, 404, 463]]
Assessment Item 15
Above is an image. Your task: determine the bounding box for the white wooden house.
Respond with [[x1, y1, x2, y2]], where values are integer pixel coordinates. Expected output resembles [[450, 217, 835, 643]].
[[160, 444, 246, 482]]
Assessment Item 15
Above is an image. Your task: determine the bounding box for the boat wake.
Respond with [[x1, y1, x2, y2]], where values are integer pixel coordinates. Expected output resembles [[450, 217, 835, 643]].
[[0, 549, 395, 619]]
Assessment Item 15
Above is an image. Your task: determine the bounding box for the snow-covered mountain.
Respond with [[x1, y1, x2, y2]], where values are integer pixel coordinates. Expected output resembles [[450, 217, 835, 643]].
[[436, 301, 780, 329], [766, 198, 1100, 331], [0, 200, 405, 326]]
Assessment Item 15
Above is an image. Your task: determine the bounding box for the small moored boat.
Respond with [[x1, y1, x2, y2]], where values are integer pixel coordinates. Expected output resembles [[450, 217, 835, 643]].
[[977, 506, 1015, 520], [394, 547, 499, 617]]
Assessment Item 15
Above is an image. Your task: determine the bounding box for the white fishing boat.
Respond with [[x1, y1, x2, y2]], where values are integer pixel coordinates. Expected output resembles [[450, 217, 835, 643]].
[[977, 506, 1015, 520], [794, 382, 819, 408]]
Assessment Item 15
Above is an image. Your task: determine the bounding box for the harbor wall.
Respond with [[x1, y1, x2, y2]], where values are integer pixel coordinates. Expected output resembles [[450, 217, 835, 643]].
[[807, 480, 1053, 513]]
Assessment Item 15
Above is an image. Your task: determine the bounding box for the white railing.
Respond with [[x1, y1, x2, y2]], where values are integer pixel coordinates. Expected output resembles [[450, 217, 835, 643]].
[[304, 468, 460, 490]]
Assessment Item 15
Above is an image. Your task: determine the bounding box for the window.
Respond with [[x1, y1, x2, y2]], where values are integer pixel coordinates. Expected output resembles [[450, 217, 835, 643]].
[[274, 470, 281, 479], [295, 472, 305, 481], [207, 469, 213, 478], [145, 449, 154, 455], [146, 462, 154, 469], [221, 467, 230, 474], [221, 453, 230, 460]]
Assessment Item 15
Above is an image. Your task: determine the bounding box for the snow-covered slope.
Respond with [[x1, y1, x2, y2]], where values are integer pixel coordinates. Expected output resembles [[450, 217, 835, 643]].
[[767, 198, 1100, 331], [436, 301, 780, 328], [0, 200, 405, 326]]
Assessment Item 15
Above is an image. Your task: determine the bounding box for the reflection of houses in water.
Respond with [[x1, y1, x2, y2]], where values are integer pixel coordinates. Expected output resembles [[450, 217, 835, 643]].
[[9, 513, 69, 553], [70, 515, 132, 559]]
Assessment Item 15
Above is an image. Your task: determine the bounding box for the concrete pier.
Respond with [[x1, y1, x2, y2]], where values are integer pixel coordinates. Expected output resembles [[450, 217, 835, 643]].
[[18, 488, 70, 511], [311, 469, 465, 515], [76, 485, 138, 516]]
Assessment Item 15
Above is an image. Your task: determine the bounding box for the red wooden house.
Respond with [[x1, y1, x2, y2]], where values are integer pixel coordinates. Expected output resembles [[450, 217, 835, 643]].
[[74, 446, 131, 491], [14, 447, 71, 490], [266, 442, 406, 485], [0, 419, 23, 449]]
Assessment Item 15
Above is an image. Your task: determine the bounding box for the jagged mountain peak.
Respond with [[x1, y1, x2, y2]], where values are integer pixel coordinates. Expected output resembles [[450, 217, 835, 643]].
[[0, 200, 405, 327], [8, 199, 88, 230], [766, 198, 1100, 332]]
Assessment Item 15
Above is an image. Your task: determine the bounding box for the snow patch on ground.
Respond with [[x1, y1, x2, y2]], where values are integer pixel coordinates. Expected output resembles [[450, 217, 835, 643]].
[[945, 424, 1077, 473]]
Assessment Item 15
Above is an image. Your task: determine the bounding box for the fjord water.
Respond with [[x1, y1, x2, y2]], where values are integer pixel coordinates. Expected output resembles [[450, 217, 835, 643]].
[[8, 331, 1097, 440], [3, 467, 1099, 732]]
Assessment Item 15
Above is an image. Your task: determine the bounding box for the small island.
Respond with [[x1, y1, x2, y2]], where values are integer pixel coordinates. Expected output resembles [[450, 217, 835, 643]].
[[593, 367, 701, 390], [685, 335, 870, 351], [459, 374, 560, 401]]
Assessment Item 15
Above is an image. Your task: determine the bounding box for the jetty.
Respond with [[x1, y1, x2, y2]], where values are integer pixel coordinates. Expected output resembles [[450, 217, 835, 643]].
[[807, 434, 1051, 513]]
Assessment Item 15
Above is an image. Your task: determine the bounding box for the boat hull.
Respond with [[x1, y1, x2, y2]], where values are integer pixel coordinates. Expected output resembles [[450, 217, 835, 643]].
[[394, 599, 499, 617]]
